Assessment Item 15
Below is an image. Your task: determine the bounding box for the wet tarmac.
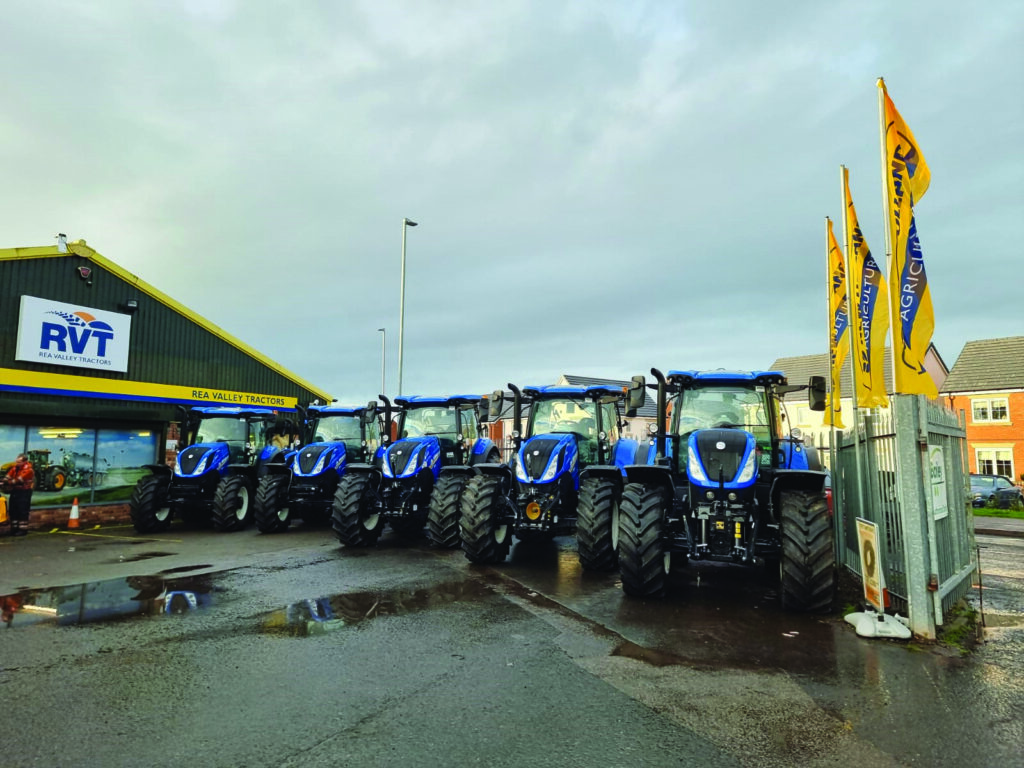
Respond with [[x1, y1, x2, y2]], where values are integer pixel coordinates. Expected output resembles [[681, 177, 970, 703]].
[[1, 525, 1022, 767]]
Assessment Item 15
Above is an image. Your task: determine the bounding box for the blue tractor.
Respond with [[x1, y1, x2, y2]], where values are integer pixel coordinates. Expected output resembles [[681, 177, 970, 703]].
[[617, 369, 834, 611], [460, 384, 639, 568], [330, 394, 501, 548], [130, 406, 298, 534], [253, 402, 385, 533]]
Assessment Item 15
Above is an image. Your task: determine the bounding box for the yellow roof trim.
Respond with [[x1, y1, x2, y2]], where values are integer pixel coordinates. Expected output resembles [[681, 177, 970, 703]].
[[0, 241, 332, 401]]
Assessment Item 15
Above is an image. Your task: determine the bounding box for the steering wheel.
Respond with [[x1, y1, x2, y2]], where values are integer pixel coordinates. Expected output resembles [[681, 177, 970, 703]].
[[711, 413, 738, 428]]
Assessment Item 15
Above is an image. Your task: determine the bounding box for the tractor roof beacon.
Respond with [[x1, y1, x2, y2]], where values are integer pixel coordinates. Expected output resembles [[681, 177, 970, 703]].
[[129, 406, 298, 534], [459, 383, 639, 570], [617, 369, 835, 612], [253, 401, 385, 533], [330, 393, 501, 549]]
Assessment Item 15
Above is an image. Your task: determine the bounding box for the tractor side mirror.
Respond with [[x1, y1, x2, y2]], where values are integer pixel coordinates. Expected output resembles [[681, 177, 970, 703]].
[[487, 390, 504, 422], [626, 375, 646, 417], [808, 376, 827, 412]]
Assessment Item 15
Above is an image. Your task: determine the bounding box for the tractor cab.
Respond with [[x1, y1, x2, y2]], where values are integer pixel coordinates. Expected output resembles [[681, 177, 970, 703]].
[[386, 395, 486, 479], [183, 406, 286, 470], [305, 404, 383, 466]]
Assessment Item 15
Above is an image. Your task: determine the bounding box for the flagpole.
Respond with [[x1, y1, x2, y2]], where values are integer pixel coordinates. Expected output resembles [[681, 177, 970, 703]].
[[841, 165, 866, 518]]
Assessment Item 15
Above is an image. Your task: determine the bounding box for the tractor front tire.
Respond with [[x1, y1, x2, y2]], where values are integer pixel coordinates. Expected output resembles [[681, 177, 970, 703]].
[[212, 476, 253, 532], [130, 476, 172, 533], [460, 475, 511, 564], [576, 477, 620, 571], [427, 474, 468, 549], [779, 490, 835, 612], [332, 474, 384, 547], [618, 482, 669, 597], [50, 468, 68, 492], [254, 475, 290, 533]]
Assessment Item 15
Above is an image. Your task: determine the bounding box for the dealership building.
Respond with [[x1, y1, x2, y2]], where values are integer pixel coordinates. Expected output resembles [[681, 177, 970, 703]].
[[0, 239, 330, 527]]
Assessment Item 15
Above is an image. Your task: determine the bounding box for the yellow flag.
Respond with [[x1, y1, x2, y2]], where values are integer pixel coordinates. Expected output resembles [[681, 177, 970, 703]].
[[825, 218, 848, 428], [844, 167, 889, 409], [879, 79, 937, 398]]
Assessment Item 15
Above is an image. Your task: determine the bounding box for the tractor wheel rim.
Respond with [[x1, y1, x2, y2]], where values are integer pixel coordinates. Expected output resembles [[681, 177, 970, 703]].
[[611, 502, 620, 551], [156, 507, 170, 522], [495, 524, 508, 544], [277, 506, 289, 522], [663, 551, 671, 575], [363, 512, 380, 530], [235, 487, 250, 521]]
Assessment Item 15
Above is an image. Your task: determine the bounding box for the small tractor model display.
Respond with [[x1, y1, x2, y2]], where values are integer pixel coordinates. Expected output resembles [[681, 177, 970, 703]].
[[253, 402, 384, 533], [617, 369, 834, 611], [331, 394, 500, 548], [460, 384, 639, 568], [130, 406, 297, 533]]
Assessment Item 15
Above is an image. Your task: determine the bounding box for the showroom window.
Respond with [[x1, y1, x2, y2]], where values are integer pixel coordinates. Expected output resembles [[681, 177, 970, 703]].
[[976, 447, 1013, 478], [1, 425, 159, 507], [971, 397, 1009, 423]]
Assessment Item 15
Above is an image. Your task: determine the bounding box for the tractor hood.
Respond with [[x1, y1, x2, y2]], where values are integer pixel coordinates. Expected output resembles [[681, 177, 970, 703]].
[[514, 433, 578, 485], [686, 428, 758, 490], [175, 443, 230, 478], [382, 436, 440, 479], [292, 442, 348, 477]]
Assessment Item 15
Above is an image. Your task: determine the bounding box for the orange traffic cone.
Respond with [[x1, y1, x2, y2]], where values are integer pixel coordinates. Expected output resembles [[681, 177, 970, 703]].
[[68, 497, 80, 529]]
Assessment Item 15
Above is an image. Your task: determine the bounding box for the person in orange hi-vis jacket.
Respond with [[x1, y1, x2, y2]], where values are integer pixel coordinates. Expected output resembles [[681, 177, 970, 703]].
[[3, 454, 35, 537]]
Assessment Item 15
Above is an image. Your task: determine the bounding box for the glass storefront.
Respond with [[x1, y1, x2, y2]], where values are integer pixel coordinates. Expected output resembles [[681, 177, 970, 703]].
[[1, 424, 159, 508]]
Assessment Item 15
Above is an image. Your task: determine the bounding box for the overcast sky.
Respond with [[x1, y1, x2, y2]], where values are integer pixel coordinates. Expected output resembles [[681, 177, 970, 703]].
[[2, 1, 1021, 403]]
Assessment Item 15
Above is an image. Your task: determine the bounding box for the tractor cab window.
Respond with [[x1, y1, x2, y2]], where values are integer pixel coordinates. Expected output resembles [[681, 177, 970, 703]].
[[674, 386, 772, 443], [530, 399, 599, 464], [315, 416, 362, 443], [458, 407, 479, 441], [195, 417, 247, 445], [600, 403, 620, 443], [401, 406, 458, 439], [364, 417, 381, 454]]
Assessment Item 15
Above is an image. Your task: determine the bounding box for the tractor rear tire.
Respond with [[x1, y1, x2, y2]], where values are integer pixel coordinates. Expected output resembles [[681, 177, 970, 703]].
[[618, 482, 669, 597], [779, 490, 835, 612], [460, 475, 511, 564], [427, 474, 468, 549], [254, 475, 290, 533], [212, 476, 253, 532], [130, 476, 172, 533], [576, 477, 619, 571], [50, 468, 68, 492], [332, 473, 384, 547]]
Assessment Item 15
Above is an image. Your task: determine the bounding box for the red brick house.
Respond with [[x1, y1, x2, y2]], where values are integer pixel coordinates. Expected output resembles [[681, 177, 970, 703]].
[[941, 336, 1024, 483]]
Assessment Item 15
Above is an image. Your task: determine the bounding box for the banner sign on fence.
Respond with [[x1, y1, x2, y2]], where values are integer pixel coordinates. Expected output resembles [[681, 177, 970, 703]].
[[928, 444, 948, 520], [856, 518, 885, 612]]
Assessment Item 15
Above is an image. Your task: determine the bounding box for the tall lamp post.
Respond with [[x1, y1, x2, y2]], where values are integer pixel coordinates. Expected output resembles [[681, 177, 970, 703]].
[[397, 217, 417, 396], [377, 327, 386, 396]]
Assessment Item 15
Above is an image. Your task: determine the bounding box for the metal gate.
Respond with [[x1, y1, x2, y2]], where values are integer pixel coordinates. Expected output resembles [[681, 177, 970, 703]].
[[833, 394, 975, 638]]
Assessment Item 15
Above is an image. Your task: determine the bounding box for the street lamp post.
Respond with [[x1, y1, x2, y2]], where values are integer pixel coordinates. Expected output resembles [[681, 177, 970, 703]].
[[378, 327, 386, 396], [397, 217, 417, 396]]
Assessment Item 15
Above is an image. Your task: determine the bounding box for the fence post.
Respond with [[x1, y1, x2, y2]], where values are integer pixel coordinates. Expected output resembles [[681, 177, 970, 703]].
[[893, 394, 936, 638]]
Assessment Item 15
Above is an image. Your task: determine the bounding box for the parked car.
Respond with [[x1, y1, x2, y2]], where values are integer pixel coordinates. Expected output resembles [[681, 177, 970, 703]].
[[969, 474, 1024, 509]]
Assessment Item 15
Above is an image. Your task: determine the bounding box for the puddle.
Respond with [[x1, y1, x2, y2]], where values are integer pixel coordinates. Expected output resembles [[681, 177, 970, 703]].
[[261, 579, 495, 637], [0, 572, 222, 629], [158, 564, 214, 575]]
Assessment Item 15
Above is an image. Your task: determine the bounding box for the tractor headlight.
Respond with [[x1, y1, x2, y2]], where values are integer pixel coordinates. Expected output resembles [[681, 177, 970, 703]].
[[687, 447, 709, 484], [312, 453, 329, 475], [736, 450, 757, 484], [382, 458, 394, 478], [193, 454, 210, 475], [539, 451, 561, 482], [512, 454, 529, 482]]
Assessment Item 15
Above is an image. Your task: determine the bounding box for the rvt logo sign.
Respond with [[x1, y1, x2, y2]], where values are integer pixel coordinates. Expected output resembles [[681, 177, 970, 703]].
[[16, 296, 131, 372], [41, 311, 115, 357]]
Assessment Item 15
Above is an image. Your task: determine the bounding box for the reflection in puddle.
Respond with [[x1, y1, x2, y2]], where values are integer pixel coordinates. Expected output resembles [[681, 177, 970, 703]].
[[262, 580, 494, 637], [1, 573, 218, 629]]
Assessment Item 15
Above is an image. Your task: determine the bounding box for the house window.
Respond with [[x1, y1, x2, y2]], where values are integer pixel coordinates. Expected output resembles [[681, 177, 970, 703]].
[[971, 397, 1009, 423], [976, 447, 1014, 478]]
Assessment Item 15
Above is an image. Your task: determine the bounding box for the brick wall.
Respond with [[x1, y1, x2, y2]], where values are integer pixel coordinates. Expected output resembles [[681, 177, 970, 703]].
[[23, 501, 131, 531]]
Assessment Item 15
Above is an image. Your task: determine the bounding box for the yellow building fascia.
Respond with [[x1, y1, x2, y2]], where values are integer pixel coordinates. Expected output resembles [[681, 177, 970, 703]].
[[0, 241, 331, 402]]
